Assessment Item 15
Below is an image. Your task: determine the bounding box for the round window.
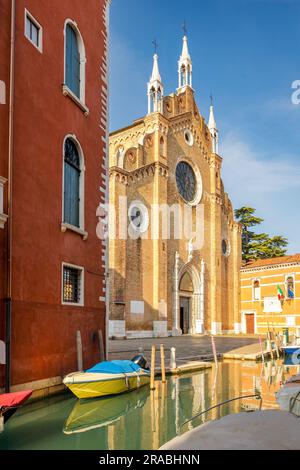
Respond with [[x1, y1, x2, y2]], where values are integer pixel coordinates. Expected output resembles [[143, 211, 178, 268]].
[[184, 129, 194, 146], [128, 202, 149, 234], [176, 161, 197, 203]]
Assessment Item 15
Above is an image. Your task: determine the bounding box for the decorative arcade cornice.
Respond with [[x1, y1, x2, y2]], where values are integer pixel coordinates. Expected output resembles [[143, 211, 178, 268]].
[[110, 161, 169, 186]]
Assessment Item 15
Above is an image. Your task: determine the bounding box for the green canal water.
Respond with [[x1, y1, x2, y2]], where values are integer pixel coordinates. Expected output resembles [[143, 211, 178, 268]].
[[1, 360, 298, 450]]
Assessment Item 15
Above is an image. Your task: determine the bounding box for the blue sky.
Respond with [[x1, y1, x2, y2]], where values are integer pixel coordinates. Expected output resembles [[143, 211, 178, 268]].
[[109, 0, 300, 254]]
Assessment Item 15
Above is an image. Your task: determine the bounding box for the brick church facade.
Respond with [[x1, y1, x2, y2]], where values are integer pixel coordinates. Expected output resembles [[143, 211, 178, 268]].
[[109, 35, 242, 339]]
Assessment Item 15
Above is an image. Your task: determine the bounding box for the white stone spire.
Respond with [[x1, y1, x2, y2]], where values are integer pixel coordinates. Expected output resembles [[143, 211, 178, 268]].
[[151, 53, 161, 82], [178, 35, 193, 89], [208, 98, 219, 154], [208, 104, 217, 131], [181, 35, 191, 62], [147, 53, 164, 114]]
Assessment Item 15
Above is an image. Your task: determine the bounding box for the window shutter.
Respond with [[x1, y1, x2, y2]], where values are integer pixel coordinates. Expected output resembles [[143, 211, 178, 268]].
[[64, 139, 81, 228], [70, 166, 80, 227], [66, 26, 72, 92], [64, 162, 71, 224], [66, 25, 80, 98]]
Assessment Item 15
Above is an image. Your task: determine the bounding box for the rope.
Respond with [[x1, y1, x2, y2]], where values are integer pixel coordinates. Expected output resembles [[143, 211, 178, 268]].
[[181, 393, 262, 429], [124, 374, 130, 390]]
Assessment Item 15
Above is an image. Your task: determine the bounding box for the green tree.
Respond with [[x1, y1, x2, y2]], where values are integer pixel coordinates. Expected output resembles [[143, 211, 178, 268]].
[[234, 207, 288, 262], [234, 207, 264, 261]]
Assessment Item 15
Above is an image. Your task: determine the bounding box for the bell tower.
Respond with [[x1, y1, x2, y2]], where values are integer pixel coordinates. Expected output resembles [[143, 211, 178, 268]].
[[178, 26, 193, 90], [147, 44, 164, 114], [208, 96, 219, 154]]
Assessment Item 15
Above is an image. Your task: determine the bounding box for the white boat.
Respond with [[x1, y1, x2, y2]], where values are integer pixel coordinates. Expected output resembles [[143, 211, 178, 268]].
[[276, 375, 300, 415]]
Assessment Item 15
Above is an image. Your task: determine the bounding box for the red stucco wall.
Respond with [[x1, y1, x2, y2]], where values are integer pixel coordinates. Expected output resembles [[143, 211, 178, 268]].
[[0, 0, 108, 387], [0, 0, 12, 388]]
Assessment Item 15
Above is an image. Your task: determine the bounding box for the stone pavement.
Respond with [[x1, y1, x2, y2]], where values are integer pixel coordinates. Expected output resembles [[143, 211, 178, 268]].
[[223, 341, 277, 361], [108, 335, 259, 363], [160, 410, 300, 450]]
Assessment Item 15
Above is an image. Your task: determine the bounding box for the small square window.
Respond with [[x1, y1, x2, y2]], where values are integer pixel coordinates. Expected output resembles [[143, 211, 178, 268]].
[[25, 11, 42, 52], [63, 265, 83, 305]]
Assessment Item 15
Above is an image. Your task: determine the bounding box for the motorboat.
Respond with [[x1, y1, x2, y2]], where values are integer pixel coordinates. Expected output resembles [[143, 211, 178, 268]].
[[63, 387, 149, 434], [282, 345, 300, 356], [63, 355, 150, 399], [276, 375, 300, 415], [0, 390, 32, 431]]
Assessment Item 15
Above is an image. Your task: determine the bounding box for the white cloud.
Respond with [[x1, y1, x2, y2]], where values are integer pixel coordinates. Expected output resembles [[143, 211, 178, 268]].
[[221, 132, 300, 201], [221, 132, 300, 253], [264, 97, 300, 113]]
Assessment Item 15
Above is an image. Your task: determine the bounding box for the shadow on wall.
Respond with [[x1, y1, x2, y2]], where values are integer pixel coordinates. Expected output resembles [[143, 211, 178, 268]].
[[109, 268, 160, 338]]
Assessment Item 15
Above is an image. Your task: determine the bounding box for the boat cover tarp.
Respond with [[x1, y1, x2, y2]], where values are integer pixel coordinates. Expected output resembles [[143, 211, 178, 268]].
[[86, 360, 142, 375], [0, 390, 32, 410]]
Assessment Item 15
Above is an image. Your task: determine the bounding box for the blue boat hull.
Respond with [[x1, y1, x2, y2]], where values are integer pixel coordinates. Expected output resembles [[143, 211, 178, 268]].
[[283, 346, 300, 355]]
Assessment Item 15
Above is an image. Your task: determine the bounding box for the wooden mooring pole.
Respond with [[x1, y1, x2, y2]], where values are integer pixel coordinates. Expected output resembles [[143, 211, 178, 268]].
[[259, 336, 265, 363], [160, 344, 166, 383], [150, 345, 156, 390], [98, 330, 105, 362], [272, 324, 280, 359], [170, 347, 176, 370], [267, 323, 274, 361], [211, 336, 218, 368], [76, 330, 83, 372]]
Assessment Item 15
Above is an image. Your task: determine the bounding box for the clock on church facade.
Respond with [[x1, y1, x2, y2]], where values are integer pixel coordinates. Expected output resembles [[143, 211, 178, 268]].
[[108, 35, 242, 339]]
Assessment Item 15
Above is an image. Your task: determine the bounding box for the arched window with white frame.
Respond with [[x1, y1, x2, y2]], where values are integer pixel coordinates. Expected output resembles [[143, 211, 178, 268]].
[[286, 275, 295, 299], [63, 137, 84, 229], [253, 279, 261, 301], [64, 21, 86, 102]]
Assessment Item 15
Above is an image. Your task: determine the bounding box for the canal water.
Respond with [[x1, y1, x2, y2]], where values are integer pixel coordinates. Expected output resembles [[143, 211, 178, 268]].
[[1, 360, 299, 450]]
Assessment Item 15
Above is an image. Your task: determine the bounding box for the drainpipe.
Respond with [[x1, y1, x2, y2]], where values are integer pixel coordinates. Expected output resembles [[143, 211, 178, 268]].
[[5, 0, 16, 393]]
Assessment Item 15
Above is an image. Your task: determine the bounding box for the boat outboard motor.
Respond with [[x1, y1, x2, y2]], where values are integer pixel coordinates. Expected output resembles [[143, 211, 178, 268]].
[[131, 355, 148, 370]]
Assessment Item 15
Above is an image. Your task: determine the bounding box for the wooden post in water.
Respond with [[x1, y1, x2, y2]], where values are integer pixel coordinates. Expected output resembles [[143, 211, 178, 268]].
[[150, 345, 156, 390], [211, 336, 218, 368], [272, 324, 280, 359], [98, 330, 105, 362], [76, 330, 83, 371], [170, 347, 176, 370], [273, 329, 280, 359], [160, 344, 166, 383], [259, 336, 265, 363], [267, 323, 274, 361]]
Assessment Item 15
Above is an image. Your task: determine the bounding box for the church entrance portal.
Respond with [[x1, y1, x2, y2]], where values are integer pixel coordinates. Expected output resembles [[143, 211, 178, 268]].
[[179, 271, 194, 334], [180, 297, 190, 334]]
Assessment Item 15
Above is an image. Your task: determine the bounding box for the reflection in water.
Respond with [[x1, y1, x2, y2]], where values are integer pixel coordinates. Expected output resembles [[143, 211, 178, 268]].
[[1, 360, 299, 450], [64, 387, 150, 435]]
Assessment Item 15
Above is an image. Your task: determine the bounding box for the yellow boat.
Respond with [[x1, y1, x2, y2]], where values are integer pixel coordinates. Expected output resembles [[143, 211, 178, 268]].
[[63, 387, 150, 434], [63, 356, 150, 400]]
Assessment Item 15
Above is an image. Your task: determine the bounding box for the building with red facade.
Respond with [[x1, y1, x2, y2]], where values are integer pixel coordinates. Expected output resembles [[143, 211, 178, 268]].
[[0, 0, 110, 393]]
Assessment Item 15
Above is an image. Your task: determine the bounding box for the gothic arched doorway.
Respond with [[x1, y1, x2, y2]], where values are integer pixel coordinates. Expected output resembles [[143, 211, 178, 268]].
[[179, 271, 194, 334], [173, 256, 205, 336]]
